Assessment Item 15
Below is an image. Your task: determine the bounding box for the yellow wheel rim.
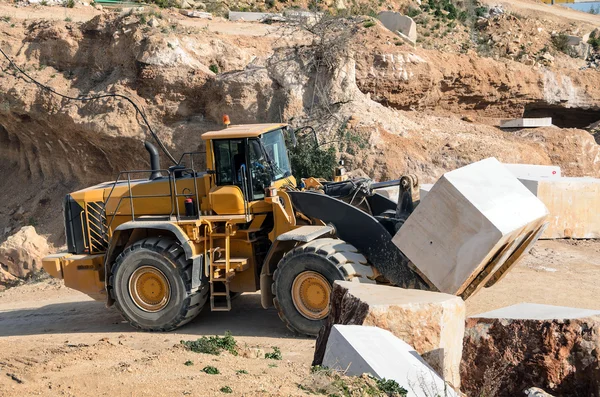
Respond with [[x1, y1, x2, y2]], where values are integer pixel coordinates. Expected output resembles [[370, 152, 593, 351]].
[[291, 271, 331, 320], [128, 266, 171, 312]]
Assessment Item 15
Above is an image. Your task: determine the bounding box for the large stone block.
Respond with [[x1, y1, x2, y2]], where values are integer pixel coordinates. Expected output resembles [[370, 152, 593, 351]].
[[419, 183, 433, 200], [504, 164, 561, 179], [377, 11, 417, 42], [393, 158, 548, 297], [322, 325, 458, 397], [461, 303, 600, 397], [314, 281, 465, 388], [519, 177, 600, 239]]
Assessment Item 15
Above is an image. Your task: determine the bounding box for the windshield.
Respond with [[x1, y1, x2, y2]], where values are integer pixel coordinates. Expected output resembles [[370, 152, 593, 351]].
[[261, 129, 292, 180]]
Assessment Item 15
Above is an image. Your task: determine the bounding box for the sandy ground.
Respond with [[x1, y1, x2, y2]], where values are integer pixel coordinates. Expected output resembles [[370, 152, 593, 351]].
[[1, 239, 599, 396]]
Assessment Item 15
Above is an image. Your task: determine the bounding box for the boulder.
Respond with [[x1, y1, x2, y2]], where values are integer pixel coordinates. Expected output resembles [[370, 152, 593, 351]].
[[0, 226, 50, 278], [314, 281, 465, 388], [393, 157, 549, 298], [461, 303, 600, 397], [147, 17, 160, 28], [0, 267, 17, 284], [322, 325, 458, 397], [519, 177, 600, 239]]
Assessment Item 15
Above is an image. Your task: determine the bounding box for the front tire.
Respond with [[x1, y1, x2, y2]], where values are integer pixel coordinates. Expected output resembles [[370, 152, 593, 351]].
[[109, 237, 208, 331], [272, 238, 374, 336]]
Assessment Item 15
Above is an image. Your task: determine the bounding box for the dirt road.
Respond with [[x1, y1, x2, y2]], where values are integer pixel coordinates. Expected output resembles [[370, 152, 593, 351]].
[[1, 239, 600, 396], [481, 0, 600, 26]]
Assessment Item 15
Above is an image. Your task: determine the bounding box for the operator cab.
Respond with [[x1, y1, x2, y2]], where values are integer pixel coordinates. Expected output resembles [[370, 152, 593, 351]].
[[202, 124, 294, 202]]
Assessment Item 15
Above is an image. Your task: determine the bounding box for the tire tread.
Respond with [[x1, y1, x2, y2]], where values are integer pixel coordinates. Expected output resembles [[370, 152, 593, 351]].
[[108, 237, 208, 332]]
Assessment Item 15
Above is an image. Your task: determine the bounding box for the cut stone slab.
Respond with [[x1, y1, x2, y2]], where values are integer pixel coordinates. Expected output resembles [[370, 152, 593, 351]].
[[314, 281, 465, 388], [519, 177, 600, 238], [322, 325, 458, 397], [179, 10, 212, 19], [500, 117, 552, 128], [377, 11, 417, 42], [461, 303, 600, 396], [503, 164, 561, 179], [393, 157, 549, 298]]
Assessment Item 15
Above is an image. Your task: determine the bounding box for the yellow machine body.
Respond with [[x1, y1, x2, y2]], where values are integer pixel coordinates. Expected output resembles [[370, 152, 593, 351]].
[[43, 123, 300, 307]]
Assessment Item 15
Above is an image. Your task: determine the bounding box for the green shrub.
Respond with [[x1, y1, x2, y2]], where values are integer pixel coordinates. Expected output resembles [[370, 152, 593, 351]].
[[180, 331, 238, 356], [184, 360, 194, 366], [236, 369, 248, 374], [552, 32, 569, 54], [65, 0, 75, 8], [264, 346, 282, 360], [376, 378, 408, 396], [202, 365, 220, 374], [288, 142, 336, 180], [220, 386, 233, 394], [588, 31, 600, 50], [363, 20, 376, 28], [475, 5, 488, 17], [209, 64, 219, 74], [407, 6, 421, 17]]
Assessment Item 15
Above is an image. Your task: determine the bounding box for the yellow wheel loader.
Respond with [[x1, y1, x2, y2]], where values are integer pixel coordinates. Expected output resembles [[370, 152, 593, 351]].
[[41, 122, 540, 335], [42, 122, 425, 335]]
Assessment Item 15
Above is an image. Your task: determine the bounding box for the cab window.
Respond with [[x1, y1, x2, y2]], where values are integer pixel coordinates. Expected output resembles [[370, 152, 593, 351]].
[[213, 139, 245, 186]]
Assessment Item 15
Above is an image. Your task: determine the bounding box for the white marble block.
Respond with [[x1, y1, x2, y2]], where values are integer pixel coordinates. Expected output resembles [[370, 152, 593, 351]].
[[322, 325, 457, 397], [393, 158, 549, 297], [504, 164, 561, 179], [519, 177, 600, 239], [419, 183, 433, 200], [500, 118, 552, 128]]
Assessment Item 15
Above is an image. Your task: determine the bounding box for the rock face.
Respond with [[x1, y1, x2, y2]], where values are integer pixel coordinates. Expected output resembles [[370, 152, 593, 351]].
[[0, 226, 51, 278], [313, 281, 466, 388], [322, 325, 458, 397], [461, 303, 600, 397]]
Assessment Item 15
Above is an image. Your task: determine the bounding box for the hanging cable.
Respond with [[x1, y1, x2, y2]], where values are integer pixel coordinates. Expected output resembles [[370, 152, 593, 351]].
[[0, 46, 178, 165]]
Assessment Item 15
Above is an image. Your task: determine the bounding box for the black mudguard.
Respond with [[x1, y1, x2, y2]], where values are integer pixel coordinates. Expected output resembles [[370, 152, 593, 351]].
[[288, 191, 428, 289]]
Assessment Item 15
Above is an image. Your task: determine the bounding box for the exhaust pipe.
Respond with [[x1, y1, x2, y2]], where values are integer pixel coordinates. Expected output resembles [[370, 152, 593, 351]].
[[144, 141, 162, 180]]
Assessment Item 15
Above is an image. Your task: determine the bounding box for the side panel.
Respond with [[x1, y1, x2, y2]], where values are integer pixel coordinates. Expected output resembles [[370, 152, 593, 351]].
[[288, 191, 428, 289]]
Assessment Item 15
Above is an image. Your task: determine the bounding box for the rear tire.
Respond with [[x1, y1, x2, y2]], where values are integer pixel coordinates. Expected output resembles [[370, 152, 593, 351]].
[[109, 237, 208, 331], [272, 238, 374, 336]]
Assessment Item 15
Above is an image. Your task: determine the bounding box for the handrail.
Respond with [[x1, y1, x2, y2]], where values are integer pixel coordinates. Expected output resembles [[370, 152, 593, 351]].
[[103, 169, 175, 233], [239, 165, 250, 221], [178, 151, 206, 169]]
